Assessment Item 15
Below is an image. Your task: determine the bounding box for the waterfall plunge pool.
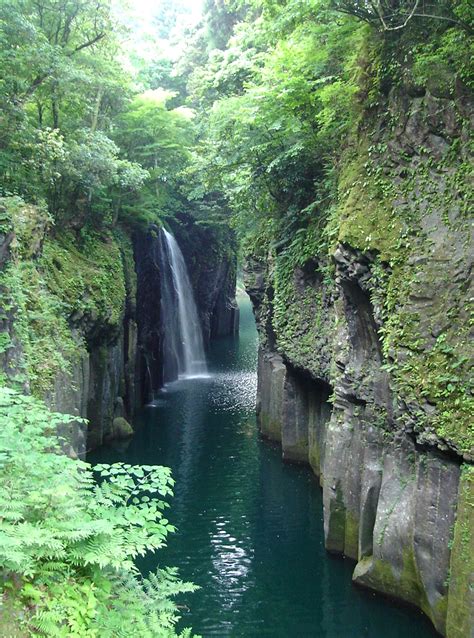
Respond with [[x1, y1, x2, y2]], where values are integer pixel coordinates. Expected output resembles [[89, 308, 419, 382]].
[[89, 295, 438, 638]]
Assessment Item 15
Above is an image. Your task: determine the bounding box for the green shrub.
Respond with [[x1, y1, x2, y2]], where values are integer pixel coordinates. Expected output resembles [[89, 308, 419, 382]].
[[0, 387, 198, 637]]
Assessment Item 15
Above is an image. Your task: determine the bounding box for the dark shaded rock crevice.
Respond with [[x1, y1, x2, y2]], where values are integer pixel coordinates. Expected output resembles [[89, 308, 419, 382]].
[[244, 84, 473, 633]]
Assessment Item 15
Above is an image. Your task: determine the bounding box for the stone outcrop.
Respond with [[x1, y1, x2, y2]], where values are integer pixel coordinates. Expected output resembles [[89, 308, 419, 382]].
[[44, 231, 139, 454], [134, 221, 239, 400], [111, 416, 134, 439], [246, 86, 473, 637], [1, 201, 237, 454]]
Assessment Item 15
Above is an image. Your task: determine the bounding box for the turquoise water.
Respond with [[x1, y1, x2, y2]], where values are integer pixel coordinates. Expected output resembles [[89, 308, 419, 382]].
[[90, 296, 438, 637]]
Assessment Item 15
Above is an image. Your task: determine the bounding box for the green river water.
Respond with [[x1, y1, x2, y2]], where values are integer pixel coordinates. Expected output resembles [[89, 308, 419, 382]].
[[90, 295, 438, 638]]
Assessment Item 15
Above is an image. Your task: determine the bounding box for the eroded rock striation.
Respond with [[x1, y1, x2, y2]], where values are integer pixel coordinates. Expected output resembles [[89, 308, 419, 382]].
[[0, 206, 237, 454], [246, 86, 473, 637]]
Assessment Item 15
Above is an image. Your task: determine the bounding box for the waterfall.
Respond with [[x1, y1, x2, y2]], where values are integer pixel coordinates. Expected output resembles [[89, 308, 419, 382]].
[[159, 229, 208, 382]]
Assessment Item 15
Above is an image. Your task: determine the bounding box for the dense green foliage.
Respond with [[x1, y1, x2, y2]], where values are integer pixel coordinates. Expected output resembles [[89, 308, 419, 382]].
[[0, 0, 200, 230], [0, 388, 197, 636], [0, 0, 472, 633], [170, 0, 472, 453], [173, 0, 471, 250]]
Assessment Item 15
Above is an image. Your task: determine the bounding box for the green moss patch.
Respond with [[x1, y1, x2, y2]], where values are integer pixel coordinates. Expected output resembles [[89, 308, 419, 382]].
[[336, 144, 401, 261], [331, 121, 473, 455], [273, 237, 334, 380], [446, 465, 474, 638], [354, 548, 433, 624], [1, 199, 129, 397], [344, 510, 360, 561], [1, 260, 82, 395], [41, 230, 126, 336]]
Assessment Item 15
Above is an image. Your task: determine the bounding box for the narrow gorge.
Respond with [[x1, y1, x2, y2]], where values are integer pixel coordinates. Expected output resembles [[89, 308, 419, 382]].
[[1, 214, 237, 452], [0, 1, 472, 637]]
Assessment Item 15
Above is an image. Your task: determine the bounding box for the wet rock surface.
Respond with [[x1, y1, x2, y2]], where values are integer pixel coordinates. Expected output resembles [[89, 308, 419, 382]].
[[133, 222, 239, 401], [245, 87, 473, 637]]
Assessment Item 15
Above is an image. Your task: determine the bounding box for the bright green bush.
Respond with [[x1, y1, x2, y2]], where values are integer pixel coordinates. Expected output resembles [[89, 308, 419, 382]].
[[0, 387, 198, 637]]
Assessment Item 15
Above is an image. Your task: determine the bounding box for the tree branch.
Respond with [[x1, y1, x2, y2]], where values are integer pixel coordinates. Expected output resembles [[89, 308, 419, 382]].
[[18, 31, 106, 104], [332, 0, 472, 33], [411, 13, 473, 31], [70, 32, 106, 55], [377, 0, 420, 31], [21, 73, 49, 102]]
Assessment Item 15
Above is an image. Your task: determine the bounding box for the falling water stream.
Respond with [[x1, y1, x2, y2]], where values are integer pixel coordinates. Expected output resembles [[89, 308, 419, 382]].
[[90, 294, 438, 637], [159, 229, 208, 382]]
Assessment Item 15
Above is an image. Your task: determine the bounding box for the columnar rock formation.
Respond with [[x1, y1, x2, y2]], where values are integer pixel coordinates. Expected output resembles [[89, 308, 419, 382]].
[[246, 86, 473, 638]]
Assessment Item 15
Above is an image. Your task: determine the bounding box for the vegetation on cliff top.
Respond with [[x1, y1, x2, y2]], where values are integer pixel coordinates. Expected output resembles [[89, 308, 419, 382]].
[[0, 0, 472, 634]]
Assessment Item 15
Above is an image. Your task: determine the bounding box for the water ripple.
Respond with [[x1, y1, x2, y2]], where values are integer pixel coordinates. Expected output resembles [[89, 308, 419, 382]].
[[209, 370, 258, 414]]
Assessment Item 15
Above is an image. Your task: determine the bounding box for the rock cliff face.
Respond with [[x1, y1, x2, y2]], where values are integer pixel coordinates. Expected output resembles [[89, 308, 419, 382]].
[[0, 204, 237, 454], [0, 202, 139, 455], [246, 86, 473, 638], [133, 228, 163, 401], [133, 221, 238, 401], [40, 230, 140, 453]]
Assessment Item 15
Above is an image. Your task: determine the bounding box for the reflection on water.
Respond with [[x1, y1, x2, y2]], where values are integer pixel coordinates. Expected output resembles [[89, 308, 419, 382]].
[[90, 294, 438, 638]]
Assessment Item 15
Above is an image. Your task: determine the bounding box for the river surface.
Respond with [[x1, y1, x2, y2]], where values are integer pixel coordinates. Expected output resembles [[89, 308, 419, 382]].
[[90, 296, 438, 638]]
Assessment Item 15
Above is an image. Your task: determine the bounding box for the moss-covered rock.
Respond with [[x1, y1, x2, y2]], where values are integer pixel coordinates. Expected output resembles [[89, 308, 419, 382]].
[[112, 416, 134, 439], [0, 196, 52, 259], [0, 196, 137, 450], [332, 91, 473, 457], [446, 465, 474, 638], [41, 230, 126, 345], [1, 246, 84, 396]]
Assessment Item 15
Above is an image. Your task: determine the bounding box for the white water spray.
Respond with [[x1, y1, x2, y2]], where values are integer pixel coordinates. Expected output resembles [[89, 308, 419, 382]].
[[160, 229, 208, 381]]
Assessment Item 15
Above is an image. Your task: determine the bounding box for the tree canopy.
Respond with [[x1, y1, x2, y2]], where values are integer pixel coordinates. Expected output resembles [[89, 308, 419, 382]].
[[0, 0, 472, 634]]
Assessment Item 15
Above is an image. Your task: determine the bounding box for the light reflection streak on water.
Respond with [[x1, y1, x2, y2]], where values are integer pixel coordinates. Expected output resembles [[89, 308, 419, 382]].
[[209, 516, 253, 611], [210, 371, 257, 415]]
